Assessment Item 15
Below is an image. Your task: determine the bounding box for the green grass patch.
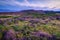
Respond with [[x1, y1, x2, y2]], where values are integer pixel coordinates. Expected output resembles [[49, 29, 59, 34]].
[[0, 16, 12, 18]]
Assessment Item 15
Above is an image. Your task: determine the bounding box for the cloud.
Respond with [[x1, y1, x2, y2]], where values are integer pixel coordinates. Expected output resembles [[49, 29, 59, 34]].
[[0, 0, 60, 11], [15, 0, 60, 9]]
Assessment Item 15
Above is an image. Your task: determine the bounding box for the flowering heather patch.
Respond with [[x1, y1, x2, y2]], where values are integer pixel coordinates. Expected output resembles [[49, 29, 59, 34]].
[[0, 13, 60, 40]]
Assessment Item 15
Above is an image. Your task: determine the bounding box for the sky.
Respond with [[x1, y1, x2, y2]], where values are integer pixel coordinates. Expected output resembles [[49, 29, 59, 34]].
[[0, 0, 60, 12]]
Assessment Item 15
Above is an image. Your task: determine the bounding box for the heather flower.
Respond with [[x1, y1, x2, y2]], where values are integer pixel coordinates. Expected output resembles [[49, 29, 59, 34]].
[[0, 20, 3, 25], [3, 29, 17, 40]]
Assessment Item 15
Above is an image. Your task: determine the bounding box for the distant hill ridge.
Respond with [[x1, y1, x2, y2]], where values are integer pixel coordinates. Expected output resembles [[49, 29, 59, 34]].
[[0, 10, 60, 15]]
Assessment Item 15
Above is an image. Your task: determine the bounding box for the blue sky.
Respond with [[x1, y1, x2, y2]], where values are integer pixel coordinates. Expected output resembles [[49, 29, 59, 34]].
[[0, 0, 60, 12]]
